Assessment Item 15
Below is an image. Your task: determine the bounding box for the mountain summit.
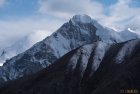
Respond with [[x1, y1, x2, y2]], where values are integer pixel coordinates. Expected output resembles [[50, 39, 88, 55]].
[[71, 14, 93, 24], [0, 15, 139, 84]]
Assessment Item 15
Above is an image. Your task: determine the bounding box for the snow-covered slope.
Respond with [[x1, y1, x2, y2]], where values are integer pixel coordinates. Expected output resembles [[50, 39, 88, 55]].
[[119, 28, 140, 41], [0, 39, 140, 94], [0, 14, 139, 84], [0, 31, 50, 65], [67, 41, 110, 77]]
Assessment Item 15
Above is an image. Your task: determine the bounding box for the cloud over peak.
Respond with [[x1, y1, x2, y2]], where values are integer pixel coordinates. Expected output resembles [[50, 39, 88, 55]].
[[38, 0, 104, 19]]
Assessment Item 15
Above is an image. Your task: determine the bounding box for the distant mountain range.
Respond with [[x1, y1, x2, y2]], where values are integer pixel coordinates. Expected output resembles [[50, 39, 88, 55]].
[[0, 14, 139, 91]]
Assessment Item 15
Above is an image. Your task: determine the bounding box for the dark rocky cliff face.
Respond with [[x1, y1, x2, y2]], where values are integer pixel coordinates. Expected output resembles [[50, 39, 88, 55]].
[[0, 39, 140, 94]]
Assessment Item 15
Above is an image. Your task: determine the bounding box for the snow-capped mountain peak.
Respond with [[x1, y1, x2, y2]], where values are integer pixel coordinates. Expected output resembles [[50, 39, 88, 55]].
[[70, 14, 93, 24], [0, 15, 139, 85]]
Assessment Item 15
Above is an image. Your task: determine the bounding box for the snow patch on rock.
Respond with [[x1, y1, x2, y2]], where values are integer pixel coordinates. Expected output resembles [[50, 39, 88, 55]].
[[115, 39, 140, 64]]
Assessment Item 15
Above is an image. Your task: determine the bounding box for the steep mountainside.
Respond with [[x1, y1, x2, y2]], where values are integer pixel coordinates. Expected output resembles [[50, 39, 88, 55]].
[[0, 39, 140, 94], [0, 15, 139, 84]]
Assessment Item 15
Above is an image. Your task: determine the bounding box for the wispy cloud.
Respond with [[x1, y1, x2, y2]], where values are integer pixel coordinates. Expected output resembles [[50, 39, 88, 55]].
[[38, 0, 104, 19], [0, 0, 6, 7], [0, 17, 65, 49], [100, 0, 140, 31]]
